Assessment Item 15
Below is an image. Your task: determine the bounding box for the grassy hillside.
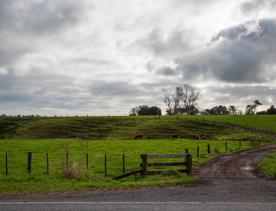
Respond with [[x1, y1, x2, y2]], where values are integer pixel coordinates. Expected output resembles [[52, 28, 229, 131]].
[[0, 139, 253, 194], [0, 116, 239, 140], [1, 115, 275, 140], [184, 115, 276, 132]]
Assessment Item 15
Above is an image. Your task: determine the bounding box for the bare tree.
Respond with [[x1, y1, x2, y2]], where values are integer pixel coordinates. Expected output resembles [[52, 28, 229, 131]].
[[245, 105, 255, 115], [228, 105, 237, 115], [163, 89, 176, 115], [129, 107, 138, 116], [180, 84, 200, 114], [163, 84, 200, 115], [245, 100, 262, 115], [253, 100, 262, 113], [173, 86, 183, 114]]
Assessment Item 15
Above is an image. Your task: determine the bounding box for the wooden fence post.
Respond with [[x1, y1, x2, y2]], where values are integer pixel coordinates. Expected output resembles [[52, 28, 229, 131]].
[[141, 154, 147, 176], [196, 146, 199, 158], [27, 152, 32, 173], [86, 153, 89, 170], [66, 153, 69, 171], [5, 152, 8, 176], [104, 154, 107, 177], [207, 144, 210, 154], [46, 153, 49, 175], [186, 154, 192, 176], [122, 154, 125, 174]]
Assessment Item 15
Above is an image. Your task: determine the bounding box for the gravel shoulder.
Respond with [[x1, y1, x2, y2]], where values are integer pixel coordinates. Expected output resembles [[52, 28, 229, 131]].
[[1, 144, 276, 203]]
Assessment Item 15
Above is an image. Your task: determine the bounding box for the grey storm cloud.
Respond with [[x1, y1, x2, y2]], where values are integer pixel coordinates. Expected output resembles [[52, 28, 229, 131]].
[[0, 0, 85, 34], [0, 68, 90, 109], [205, 85, 276, 105], [156, 18, 276, 83], [156, 66, 178, 76], [0, 48, 28, 67], [0, 68, 72, 91], [0, 68, 162, 114], [89, 81, 166, 107], [0, 71, 157, 111], [0, 0, 88, 68], [137, 28, 191, 58], [211, 25, 247, 41], [240, 0, 276, 14], [90, 81, 147, 97]]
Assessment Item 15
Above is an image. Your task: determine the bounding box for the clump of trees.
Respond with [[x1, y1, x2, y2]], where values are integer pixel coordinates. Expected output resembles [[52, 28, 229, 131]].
[[129, 87, 276, 116], [129, 105, 162, 116], [163, 84, 200, 115], [256, 105, 276, 115], [245, 100, 262, 115], [228, 105, 238, 115], [203, 105, 229, 115], [267, 105, 276, 114], [202, 105, 240, 115]]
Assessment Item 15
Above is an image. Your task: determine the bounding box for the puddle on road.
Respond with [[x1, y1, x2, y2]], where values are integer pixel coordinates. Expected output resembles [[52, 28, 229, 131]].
[[240, 166, 254, 171]]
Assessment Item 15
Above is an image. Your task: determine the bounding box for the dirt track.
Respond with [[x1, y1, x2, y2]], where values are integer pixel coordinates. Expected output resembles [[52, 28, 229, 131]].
[[1, 144, 276, 202], [198, 144, 276, 179]]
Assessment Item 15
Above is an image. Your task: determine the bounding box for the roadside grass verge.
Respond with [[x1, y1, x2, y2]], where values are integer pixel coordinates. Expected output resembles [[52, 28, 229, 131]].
[[0, 175, 196, 196], [0, 139, 257, 195], [259, 152, 276, 179]]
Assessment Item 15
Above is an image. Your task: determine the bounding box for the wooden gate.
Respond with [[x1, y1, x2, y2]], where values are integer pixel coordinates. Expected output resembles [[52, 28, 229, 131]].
[[114, 151, 192, 179], [140, 152, 192, 176]]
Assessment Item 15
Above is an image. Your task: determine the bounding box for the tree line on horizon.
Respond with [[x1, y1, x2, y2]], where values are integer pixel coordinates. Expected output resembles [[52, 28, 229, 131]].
[[129, 84, 276, 116], [1, 83, 276, 117]]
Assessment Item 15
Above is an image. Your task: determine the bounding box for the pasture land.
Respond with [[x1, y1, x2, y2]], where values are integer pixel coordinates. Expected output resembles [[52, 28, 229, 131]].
[[183, 115, 276, 132], [0, 139, 257, 195], [0, 115, 275, 195], [1, 115, 276, 140], [259, 152, 276, 179]]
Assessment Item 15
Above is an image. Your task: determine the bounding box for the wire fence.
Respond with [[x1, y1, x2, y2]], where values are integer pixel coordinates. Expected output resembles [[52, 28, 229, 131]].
[[1, 141, 268, 179]]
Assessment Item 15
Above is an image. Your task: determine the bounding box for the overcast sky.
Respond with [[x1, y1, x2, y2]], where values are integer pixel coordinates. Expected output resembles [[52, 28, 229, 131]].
[[0, 0, 276, 115]]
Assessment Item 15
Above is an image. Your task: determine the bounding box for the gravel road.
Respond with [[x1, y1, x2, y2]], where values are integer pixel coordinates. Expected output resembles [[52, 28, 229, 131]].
[[0, 202, 276, 211]]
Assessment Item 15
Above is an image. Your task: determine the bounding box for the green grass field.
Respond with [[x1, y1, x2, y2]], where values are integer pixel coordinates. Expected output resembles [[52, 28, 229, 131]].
[[183, 115, 276, 132], [0, 115, 231, 140], [259, 152, 276, 179], [0, 115, 275, 195], [0, 139, 254, 195], [1, 115, 276, 140]]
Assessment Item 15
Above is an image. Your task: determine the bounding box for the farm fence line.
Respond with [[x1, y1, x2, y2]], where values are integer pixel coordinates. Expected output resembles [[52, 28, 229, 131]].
[[1, 141, 266, 178]]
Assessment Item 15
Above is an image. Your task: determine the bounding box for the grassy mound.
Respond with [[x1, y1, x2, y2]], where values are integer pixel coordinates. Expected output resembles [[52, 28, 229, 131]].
[[0, 116, 239, 140]]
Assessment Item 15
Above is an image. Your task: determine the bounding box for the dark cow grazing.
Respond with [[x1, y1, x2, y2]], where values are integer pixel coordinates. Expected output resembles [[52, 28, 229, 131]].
[[171, 134, 178, 139], [192, 134, 200, 140], [134, 134, 144, 140]]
